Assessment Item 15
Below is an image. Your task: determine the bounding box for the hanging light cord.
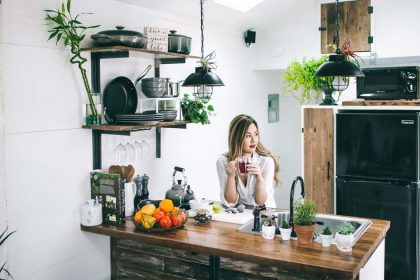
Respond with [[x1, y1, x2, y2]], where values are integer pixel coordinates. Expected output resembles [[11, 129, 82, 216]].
[[334, 0, 340, 54], [200, 0, 205, 60]]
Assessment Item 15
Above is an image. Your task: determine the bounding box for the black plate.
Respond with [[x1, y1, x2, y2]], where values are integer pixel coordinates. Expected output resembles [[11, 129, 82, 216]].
[[103, 76, 138, 121]]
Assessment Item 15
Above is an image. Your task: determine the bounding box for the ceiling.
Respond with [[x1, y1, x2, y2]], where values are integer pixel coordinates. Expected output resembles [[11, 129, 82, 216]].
[[116, 0, 310, 31]]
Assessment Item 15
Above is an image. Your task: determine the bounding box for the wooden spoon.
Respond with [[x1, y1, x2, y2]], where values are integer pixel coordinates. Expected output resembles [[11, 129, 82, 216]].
[[125, 165, 135, 182]]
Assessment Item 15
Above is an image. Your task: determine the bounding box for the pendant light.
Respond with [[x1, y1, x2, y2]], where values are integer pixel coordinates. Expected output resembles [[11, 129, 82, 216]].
[[182, 0, 224, 98], [314, 0, 364, 92]]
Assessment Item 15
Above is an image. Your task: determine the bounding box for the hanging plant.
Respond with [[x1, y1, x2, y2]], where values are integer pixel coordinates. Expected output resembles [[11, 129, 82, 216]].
[[44, 0, 99, 123], [181, 94, 215, 125]]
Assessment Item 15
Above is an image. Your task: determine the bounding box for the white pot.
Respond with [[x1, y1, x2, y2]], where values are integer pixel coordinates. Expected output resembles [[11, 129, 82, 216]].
[[320, 233, 333, 247], [335, 233, 354, 252], [279, 227, 292, 241], [261, 225, 276, 240]]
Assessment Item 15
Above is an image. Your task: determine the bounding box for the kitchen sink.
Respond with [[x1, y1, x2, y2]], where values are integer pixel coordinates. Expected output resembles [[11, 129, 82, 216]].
[[237, 211, 372, 246]]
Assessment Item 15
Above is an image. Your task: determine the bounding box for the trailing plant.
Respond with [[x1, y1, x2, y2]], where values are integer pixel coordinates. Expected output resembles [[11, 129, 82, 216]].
[[45, 0, 99, 121], [281, 219, 290, 229], [283, 56, 328, 104], [322, 226, 332, 235], [293, 199, 317, 226], [198, 51, 217, 72], [337, 222, 355, 235], [181, 94, 214, 125], [0, 228, 16, 280]]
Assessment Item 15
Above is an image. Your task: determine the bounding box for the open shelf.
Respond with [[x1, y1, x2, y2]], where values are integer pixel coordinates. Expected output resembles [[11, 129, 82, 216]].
[[81, 45, 200, 59], [82, 120, 190, 132]]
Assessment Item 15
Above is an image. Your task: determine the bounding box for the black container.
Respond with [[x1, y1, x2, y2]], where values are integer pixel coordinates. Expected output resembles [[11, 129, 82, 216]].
[[168, 30, 191, 54]]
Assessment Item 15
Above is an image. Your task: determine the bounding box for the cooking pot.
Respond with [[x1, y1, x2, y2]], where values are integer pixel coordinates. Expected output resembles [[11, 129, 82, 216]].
[[163, 79, 183, 98], [91, 26, 147, 48], [168, 30, 191, 54]]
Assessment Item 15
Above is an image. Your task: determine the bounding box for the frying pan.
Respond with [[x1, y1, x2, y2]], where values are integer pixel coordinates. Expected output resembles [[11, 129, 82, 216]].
[[103, 65, 152, 123]]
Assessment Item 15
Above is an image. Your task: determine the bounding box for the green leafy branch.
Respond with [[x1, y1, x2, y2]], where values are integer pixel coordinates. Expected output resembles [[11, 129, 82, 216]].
[[198, 51, 217, 72], [45, 0, 99, 116], [0, 228, 16, 280], [181, 94, 215, 125]]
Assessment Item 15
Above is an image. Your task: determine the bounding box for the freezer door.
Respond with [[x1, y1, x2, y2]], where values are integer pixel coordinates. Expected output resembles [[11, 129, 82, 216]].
[[336, 111, 420, 181], [337, 178, 419, 280]]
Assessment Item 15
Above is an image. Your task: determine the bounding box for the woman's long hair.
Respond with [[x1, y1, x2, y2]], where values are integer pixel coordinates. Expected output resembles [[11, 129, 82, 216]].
[[227, 114, 281, 186]]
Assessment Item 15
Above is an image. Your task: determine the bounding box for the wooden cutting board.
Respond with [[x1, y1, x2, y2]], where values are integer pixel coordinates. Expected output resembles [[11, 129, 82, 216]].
[[211, 209, 254, 224]]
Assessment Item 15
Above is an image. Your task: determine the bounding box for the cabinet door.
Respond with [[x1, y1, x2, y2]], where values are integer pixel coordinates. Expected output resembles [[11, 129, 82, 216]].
[[320, 0, 371, 53], [303, 108, 334, 214]]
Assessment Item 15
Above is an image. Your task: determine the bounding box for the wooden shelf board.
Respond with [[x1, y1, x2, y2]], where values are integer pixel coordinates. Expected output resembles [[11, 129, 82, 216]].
[[343, 99, 420, 106], [82, 120, 190, 131], [81, 45, 200, 59]]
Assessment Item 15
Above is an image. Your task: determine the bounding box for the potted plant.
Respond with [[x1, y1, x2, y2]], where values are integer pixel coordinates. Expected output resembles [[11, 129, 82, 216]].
[[0, 227, 15, 279], [320, 226, 333, 247], [261, 216, 276, 240], [293, 199, 317, 245], [283, 56, 328, 105], [181, 94, 215, 125], [336, 222, 355, 252], [45, 0, 100, 125], [280, 219, 292, 241]]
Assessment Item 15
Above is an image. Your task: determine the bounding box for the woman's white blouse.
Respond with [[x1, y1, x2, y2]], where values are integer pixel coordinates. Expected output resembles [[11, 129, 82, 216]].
[[216, 153, 276, 208]]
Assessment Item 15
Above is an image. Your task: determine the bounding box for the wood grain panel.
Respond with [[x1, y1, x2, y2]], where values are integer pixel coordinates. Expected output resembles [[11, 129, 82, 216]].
[[321, 0, 371, 53], [342, 99, 420, 106], [304, 108, 334, 214], [82, 215, 390, 280]]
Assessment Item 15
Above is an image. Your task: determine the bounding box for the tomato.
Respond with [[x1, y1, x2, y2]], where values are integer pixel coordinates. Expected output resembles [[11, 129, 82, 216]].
[[153, 209, 165, 223], [171, 210, 187, 227], [159, 215, 172, 228], [178, 211, 187, 225]]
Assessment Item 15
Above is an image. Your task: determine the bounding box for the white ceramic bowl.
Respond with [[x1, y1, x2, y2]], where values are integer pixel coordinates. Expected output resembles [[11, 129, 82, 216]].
[[189, 199, 209, 211]]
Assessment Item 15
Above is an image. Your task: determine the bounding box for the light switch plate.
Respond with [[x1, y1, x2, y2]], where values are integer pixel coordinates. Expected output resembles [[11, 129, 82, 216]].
[[268, 94, 279, 123]]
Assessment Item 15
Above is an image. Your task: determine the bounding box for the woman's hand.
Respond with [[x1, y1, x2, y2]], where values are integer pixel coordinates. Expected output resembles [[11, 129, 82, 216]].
[[226, 161, 237, 177], [246, 163, 263, 180]]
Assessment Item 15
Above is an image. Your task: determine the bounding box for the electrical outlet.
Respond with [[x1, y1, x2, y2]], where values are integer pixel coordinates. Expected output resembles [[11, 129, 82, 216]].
[[268, 94, 279, 123]]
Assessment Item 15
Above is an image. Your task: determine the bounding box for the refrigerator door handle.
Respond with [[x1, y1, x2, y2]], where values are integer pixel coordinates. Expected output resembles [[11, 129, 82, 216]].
[[327, 161, 330, 181]]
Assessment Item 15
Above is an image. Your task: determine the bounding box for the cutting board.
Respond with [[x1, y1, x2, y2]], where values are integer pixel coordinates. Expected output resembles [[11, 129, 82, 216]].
[[211, 209, 254, 224]]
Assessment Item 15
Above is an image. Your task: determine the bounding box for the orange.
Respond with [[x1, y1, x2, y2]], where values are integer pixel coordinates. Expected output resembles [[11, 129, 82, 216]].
[[159, 199, 174, 213], [134, 211, 143, 224]]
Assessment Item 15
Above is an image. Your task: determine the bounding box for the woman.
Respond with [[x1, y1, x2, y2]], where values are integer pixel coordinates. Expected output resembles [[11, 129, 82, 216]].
[[216, 114, 280, 208]]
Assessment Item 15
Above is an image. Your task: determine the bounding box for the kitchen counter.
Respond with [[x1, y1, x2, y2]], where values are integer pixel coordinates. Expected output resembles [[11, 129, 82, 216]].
[[81, 215, 389, 280]]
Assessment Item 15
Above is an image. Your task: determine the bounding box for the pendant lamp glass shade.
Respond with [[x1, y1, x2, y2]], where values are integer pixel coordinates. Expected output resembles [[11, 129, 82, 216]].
[[183, 0, 224, 98], [314, 0, 364, 92]]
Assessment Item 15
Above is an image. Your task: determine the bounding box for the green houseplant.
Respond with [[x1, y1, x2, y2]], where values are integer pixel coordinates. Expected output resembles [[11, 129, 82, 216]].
[[280, 219, 292, 241], [181, 94, 215, 125], [45, 0, 100, 124], [283, 56, 328, 104], [336, 222, 355, 252], [293, 199, 317, 244], [320, 226, 333, 247], [0, 228, 15, 280]]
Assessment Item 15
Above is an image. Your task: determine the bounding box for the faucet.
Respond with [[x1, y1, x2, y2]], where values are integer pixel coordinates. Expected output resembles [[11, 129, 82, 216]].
[[289, 176, 305, 238], [252, 204, 266, 232]]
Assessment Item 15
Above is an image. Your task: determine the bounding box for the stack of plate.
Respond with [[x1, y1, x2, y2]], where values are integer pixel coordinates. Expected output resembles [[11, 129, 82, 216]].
[[115, 113, 164, 125], [143, 110, 178, 121]]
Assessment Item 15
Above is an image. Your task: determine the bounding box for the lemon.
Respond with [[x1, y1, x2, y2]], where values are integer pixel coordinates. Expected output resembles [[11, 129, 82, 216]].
[[212, 203, 222, 214], [141, 204, 156, 216]]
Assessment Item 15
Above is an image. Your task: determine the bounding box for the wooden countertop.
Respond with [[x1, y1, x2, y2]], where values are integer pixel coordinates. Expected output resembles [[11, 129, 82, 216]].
[[81, 216, 389, 280]]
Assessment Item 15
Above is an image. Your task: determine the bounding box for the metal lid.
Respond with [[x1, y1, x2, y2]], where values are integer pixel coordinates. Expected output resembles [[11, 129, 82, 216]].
[[97, 26, 144, 37], [168, 30, 192, 40]]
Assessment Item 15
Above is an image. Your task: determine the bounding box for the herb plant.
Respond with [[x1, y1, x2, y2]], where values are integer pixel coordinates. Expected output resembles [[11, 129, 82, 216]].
[[322, 226, 332, 235], [283, 56, 328, 104], [293, 199, 317, 226], [45, 0, 99, 121], [337, 222, 355, 235], [281, 220, 290, 229], [0, 228, 15, 280], [181, 94, 215, 125]]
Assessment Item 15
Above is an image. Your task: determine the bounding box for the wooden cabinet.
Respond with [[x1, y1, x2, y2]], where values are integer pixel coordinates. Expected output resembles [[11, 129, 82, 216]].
[[320, 0, 372, 53], [303, 108, 334, 214]]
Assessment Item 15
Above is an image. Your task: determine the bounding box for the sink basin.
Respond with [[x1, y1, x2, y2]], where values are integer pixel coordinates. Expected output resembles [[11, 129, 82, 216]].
[[237, 211, 372, 246]]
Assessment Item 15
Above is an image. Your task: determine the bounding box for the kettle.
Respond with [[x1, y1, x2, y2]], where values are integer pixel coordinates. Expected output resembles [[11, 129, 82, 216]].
[[165, 166, 194, 206]]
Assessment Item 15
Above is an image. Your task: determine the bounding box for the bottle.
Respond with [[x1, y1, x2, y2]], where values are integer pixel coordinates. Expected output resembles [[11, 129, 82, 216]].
[[133, 175, 143, 210], [140, 173, 149, 200]]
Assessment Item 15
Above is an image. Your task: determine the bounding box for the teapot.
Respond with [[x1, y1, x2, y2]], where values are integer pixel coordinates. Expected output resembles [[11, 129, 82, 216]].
[[165, 166, 195, 206]]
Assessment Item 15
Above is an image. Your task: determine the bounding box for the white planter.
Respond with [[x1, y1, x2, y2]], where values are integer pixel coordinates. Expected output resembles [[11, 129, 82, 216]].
[[320, 233, 333, 247], [335, 233, 354, 252], [280, 227, 292, 241], [261, 225, 276, 240]]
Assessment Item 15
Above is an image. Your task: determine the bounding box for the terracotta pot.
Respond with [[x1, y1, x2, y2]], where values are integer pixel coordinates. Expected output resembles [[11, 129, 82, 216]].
[[294, 223, 316, 245]]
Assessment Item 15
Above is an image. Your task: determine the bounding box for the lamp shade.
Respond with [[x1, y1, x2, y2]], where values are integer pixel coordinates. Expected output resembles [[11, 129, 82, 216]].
[[314, 54, 364, 77], [182, 67, 225, 87]]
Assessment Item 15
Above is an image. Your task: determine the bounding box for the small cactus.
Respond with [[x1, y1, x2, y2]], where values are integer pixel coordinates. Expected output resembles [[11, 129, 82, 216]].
[[281, 220, 290, 229], [322, 226, 332, 235]]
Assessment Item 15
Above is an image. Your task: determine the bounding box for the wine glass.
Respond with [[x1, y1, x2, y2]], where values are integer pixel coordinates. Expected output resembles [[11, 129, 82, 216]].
[[140, 140, 149, 159], [133, 140, 142, 162], [114, 137, 127, 165]]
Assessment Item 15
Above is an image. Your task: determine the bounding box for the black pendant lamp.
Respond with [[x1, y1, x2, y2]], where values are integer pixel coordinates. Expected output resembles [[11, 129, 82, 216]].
[[182, 0, 224, 98], [314, 0, 364, 92]]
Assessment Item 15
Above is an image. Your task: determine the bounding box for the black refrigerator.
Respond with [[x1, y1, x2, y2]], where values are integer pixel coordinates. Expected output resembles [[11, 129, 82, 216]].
[[336, 110, 420, 280]]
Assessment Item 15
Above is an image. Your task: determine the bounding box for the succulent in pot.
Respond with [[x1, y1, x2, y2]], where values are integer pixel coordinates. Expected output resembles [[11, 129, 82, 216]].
[[320, 226, 333, 247], [293, 199, 317, 245], [336, 222, 355, 252], [261, 217, 276, 240], [280, 219, 292, 241]]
